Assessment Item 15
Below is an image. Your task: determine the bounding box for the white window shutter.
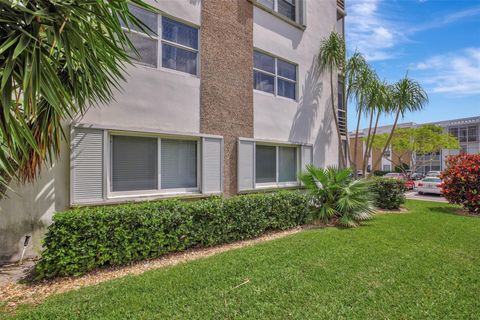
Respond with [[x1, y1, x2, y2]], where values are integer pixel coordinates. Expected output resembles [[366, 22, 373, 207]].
[[71, 128, 104, 204], [300, 145, 313, 171], [238, 139, 255, 191], [202, 137, 223, 194], [299, 0, 307, 27]]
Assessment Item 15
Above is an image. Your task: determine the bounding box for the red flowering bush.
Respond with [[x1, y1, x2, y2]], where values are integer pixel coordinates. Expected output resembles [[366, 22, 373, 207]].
[[441, 154, 480, 214]]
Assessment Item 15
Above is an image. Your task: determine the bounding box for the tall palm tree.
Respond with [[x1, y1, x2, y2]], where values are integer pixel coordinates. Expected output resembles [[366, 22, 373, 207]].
[[0, 0, 155, 197], [346, 55, 375, 176], [372, 77, 428, 170], [318, 31, 346, 168], [362, 80, 393, 175]]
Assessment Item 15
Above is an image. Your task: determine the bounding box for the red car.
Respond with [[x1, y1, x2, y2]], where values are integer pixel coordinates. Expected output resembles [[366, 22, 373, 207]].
[[384, 173, 414, 190]]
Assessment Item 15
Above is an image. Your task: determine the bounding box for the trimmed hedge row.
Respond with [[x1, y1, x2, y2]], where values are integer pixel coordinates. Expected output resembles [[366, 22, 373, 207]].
[[35, 191, 309, 279], [369, 177, 406, 210]]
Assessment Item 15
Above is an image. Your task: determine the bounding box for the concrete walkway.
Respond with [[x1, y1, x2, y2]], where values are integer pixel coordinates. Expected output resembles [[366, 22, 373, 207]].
[[405, 191, 448, 203]]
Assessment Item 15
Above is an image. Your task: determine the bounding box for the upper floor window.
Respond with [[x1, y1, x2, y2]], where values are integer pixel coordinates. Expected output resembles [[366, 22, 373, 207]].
[[449, 125, 478, 143], [122, 5, 199, 75], [253, 50, 297, 100], [258, 0, 296, 21]]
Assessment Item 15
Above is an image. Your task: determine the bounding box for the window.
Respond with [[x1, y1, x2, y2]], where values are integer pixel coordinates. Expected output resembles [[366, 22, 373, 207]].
[[468, 126, 478, 142], [110, 135, 198, 194], [382, 165, 391, 171], [253, 50, 297, 99], [111, 136, 158, 192], [255, 144, 298, 185], [257, 0, 296, 21], [122, 5, 199, 75]]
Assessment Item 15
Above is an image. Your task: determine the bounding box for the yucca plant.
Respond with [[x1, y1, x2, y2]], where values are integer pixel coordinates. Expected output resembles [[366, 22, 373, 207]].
[[0, 0, 156, 198], [299, 165, 374, 227]]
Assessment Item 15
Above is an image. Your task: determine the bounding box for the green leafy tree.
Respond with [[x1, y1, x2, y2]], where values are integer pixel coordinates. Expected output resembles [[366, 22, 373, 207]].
[[0, 0, 155, 197], [318, 32, 347, 168], [300, 165, 374, 227], [370, 125, 460, 173]]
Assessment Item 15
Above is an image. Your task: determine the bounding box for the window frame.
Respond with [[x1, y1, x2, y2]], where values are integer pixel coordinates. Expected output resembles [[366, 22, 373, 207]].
[[253, 49, 298, 101], [106, 131, 201, 199], [254, 142, 300, 189], [257, 0, 298, 23], [121, 6, 200, 76]]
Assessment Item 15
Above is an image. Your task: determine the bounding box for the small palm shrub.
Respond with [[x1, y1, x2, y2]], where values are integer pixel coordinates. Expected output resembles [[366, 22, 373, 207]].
[[369, 177, 406, 210], [441, 154, 480, 214], [300, 165, 374, 227]]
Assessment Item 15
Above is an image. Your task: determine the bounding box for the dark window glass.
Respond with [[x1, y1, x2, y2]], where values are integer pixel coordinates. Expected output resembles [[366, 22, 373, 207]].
[[278, 0, 296, 21], [277, 59, 296, 80], [459, 127, 467, 142], [449, 127, 459, 138], [254, 51, 275, 73], [278, 79, 296, 99], [256, 145, 276, 183], [162, 17, 198, 49], [468, 126, 477, 142], [162, 44, 197, 75], [254, 70, 275, 94]]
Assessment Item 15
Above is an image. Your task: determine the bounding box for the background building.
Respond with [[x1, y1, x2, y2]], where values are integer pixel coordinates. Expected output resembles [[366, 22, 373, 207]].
[[349, 116, 480, 174], [1, 0, 346, 263]]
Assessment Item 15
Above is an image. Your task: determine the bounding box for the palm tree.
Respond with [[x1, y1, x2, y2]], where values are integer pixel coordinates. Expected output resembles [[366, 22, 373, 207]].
[[345, 55, 375, 176], [0, 0, 155, 197], [300, 165, 374, 227], [362, 80, 393, 176], [318, 31, 347, 168], [372, 77, 428, 171]]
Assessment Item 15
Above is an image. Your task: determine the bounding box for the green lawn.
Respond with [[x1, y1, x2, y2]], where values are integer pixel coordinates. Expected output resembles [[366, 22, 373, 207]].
[[9, 200, 480, 319]]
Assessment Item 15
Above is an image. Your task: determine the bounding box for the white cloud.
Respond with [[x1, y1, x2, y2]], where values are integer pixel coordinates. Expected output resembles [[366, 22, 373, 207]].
[[413, 48, 480, 95], [346, 0, 402, 61]]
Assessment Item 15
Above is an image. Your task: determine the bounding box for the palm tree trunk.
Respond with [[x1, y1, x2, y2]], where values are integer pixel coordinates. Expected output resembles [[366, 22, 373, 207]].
[[362, 109, 374, 176], [363, 110, 381, 175], [330, 69, 345, 168], [373, 109, 401, 170], [352, 105, 363, 178]]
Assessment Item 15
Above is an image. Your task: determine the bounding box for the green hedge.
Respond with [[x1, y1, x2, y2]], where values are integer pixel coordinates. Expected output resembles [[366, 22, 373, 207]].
[[369, 177, 406, 210], [35, 191, 309, 279]]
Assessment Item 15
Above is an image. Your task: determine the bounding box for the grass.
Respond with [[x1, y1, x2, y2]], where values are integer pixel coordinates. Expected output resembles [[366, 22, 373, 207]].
[[7, 200, 480, 319]]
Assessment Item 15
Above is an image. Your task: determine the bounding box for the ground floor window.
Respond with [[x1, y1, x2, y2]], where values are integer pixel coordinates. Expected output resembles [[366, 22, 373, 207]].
[[255, 144, 298, 185], [110, 135, 198, 194]]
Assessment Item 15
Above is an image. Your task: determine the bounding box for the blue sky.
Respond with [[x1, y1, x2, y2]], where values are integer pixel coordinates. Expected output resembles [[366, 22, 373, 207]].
[[346, 0, 480, 130]]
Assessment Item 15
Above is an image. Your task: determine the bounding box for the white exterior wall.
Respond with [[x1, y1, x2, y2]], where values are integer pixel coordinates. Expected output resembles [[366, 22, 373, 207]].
[[0, 0, 201, 263], [253, 0, 340, 167]]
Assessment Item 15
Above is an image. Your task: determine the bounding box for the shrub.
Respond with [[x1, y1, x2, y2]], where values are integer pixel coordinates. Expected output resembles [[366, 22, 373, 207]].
[[300, 166, 374, 227], [441, 154, 480, 214], [373, 170, 389, 176], [35, 191, 308, 279], [369, 177, 406, 210]]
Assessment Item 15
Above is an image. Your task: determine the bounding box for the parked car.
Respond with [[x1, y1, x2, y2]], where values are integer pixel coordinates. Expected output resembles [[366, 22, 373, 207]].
[[426, 171, 441, 177], [384, 172, 414, 190], [384, 172, 407, 180], [417, 177, 443, 195], [410, 173, 424, 181]]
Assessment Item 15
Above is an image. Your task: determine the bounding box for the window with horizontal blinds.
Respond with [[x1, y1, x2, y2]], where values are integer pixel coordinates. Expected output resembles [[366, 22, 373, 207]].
[[111, 136, 158, 192], [255, 145, 277, 183], [161, 139, 197, 189], [279, 146, 297, 182]]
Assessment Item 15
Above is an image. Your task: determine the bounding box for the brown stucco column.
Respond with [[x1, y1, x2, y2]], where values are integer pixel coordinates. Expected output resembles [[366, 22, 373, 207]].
[[200, 0, 254, 196]]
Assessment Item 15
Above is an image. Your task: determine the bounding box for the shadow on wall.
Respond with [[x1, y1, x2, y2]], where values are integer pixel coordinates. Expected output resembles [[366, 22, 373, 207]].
[[0, 141, 69, 264], [314, 100, 334, 167], [289, 55, 323, 144]]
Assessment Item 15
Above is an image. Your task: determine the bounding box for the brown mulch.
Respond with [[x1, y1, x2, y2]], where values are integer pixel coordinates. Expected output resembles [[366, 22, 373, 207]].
[[0, 226, 315, 314], [374, 207, 409, 214], [454, 208, 480, 217]]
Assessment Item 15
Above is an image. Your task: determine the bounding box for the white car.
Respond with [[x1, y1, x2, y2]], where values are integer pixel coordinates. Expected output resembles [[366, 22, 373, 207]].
[[417, 177, 443, 195], [426, 171, 441, 177]]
